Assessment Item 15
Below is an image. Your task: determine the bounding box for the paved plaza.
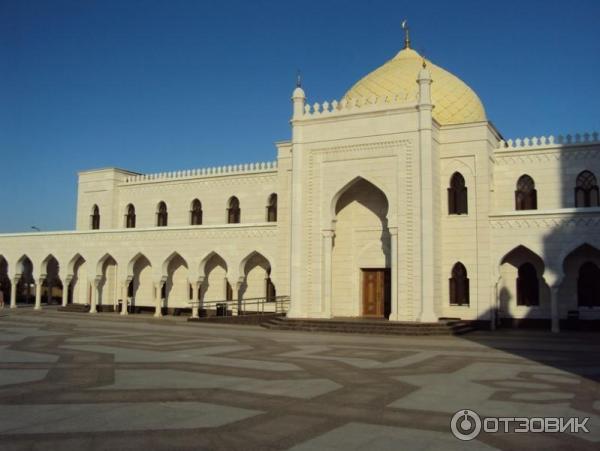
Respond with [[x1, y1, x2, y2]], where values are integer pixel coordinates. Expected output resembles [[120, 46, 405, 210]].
[[0, 309, 598, 450]]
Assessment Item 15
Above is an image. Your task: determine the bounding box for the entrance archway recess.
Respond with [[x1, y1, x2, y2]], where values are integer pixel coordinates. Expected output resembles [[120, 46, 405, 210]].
[[498, 245, 550, 322], [93, 254, 118, 313], [562, 244, 600, 310], [327, 177, 393, 319], [41, 255, 62, 306]]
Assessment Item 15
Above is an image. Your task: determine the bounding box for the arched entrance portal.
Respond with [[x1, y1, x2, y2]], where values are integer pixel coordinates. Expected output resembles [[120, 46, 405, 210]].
[[331, 178, 391, 318]]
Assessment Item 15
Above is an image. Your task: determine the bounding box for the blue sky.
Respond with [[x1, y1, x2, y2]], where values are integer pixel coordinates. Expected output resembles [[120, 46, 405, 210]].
[[1, 0, 599, 232]]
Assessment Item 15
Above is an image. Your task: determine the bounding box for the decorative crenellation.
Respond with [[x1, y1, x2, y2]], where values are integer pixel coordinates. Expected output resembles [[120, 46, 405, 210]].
[[301, 93, 416, 119], [498, 132, 599, 150], [123, 161, 278, 184]]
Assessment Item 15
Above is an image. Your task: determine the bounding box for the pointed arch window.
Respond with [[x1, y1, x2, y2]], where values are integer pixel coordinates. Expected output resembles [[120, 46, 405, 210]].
[[156, 201, 168, 227], [125, 204, 136, 228], [449, 262, 469, 305], [190, 199, 203, 225], [575, 171, 599, 208], [515, 175, 537, 210], [578, 261, 600, 307], [517, 263, 539, 306], [448, 172, 468, 215], [266, 193, 277, 222], [227, 196, 240, 224], [91, 205, 100, 230]]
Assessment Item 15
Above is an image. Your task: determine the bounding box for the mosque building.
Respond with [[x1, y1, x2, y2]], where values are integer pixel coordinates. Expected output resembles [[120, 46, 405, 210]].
[[1, 29, 599, 332]]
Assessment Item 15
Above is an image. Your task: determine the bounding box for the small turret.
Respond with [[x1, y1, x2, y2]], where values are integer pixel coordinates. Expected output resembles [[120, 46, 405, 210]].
[[291, 72, 306, 119]]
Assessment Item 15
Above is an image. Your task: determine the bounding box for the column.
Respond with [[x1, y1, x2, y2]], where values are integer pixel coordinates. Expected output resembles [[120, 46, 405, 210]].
[[234, 279, 244, 316], [154, 282, 163, 318], [120, 281, 129, 315], [61, 278, 70, 307], [10, 277, 19, 308], [191, 279, 200, 319], [90, 279, 99, 314], [34, 279, 43, 310], [389, 227, 398, 321], [321, 229, 334, 318], [550, 285, 560, 333]]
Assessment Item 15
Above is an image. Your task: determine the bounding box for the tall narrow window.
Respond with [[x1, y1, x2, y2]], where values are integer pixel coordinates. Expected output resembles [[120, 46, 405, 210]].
[[575, 171, 599, 208], [266, 193, 277, 222], [227, 196, 240, 224], [125, 204, 136, 228], [578, 261, 600, 307], [157, 201, 168, 227], [448, 172, 468, 215], [190, 199, 202, 225], [515, 175, 537, 210], [91, 205, 100, 230], [517, 263, 539, 306], [449, 262, 469, 305]]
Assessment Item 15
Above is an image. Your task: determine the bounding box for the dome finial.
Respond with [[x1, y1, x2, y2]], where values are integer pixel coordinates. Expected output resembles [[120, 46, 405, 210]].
[[296, 69, 302, 88], [401, 19, 410, 49]]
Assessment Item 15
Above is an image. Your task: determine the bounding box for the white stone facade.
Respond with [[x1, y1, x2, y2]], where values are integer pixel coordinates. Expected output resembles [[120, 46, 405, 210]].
[[1, 44, 599, 330]]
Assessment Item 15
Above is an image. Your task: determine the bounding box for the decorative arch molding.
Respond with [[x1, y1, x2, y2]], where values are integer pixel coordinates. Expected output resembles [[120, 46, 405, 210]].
[[326, 175, 393, 228], [441, 158, 475, 180]]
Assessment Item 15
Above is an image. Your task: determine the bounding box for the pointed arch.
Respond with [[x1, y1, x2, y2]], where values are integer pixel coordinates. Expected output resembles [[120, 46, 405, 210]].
[[66, 253, 86, 276], [161, 251, 188, 277], [127, 252, 151, 277], [238, 251, 272, 279], [329, 175, 390, 225], [96, 253, 117, 276], [199, 251, 229, 303], [40, 254, 60, 276], [199, 251, 228, 277]]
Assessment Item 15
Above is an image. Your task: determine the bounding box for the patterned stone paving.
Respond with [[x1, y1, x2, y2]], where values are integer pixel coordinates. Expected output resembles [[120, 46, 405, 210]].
[[0, 308, 598, 450]]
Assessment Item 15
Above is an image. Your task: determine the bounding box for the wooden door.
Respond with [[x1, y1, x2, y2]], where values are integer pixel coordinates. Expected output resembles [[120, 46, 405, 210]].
[[362, 269, 391, 318]]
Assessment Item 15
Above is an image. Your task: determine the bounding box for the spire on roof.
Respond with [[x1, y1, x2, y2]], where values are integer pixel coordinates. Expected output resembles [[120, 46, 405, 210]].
[[401, 19, 410, 49]]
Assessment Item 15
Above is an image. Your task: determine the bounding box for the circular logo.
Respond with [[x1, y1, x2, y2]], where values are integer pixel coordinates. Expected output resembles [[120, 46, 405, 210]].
[[451, 409, 482, 441]]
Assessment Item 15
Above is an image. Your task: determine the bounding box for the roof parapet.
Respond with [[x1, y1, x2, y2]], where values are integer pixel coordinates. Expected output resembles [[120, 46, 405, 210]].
[[123, 160, 278, 184], [498, 132, 599, 150]]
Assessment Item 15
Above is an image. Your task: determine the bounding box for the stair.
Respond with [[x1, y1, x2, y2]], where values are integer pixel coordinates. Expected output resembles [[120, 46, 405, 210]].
[[57, 304, 90, 313], [188, 312, 284, 325], [260, 317, 477, 336]]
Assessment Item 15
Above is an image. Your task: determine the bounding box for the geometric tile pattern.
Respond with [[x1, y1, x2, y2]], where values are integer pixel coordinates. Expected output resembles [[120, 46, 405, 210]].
[[0, 309, 598, 450]]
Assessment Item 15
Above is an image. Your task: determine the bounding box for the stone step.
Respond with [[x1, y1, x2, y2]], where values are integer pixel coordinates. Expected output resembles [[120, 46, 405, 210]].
[[260, 317, 477, 336], [57, 304, 90, 313]]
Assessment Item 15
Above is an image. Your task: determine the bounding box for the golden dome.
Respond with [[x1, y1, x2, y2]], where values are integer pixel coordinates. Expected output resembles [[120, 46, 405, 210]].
[[344, 47, 486, 125]]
